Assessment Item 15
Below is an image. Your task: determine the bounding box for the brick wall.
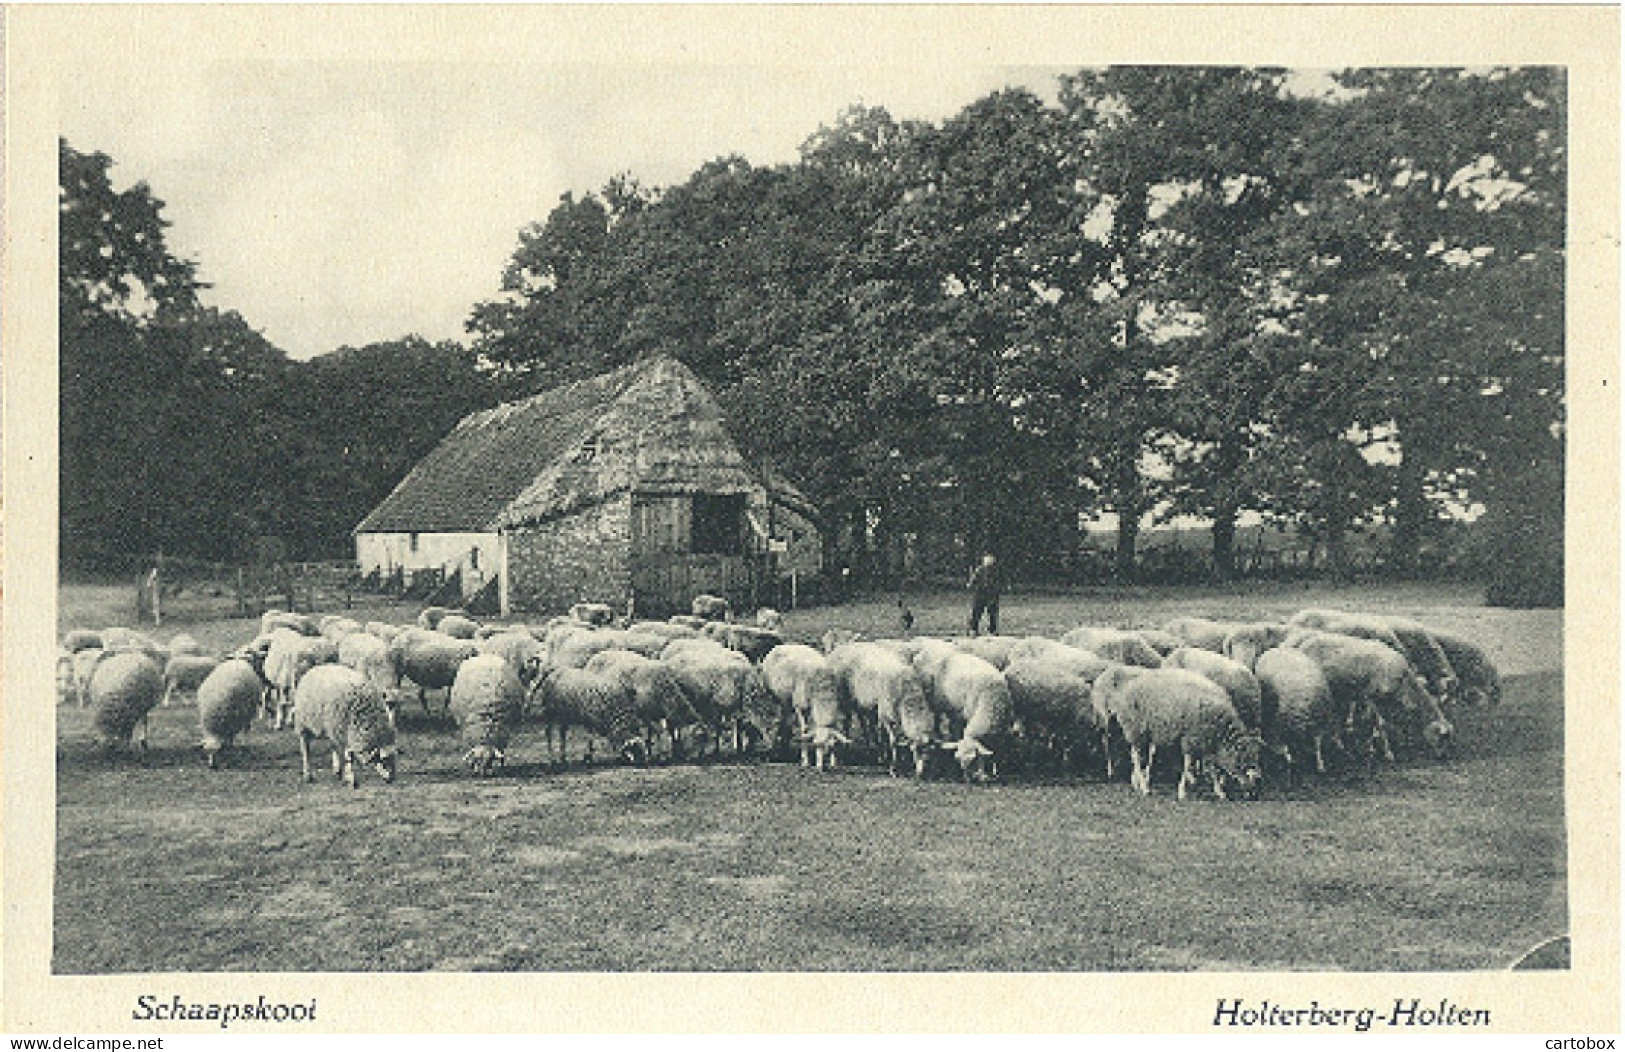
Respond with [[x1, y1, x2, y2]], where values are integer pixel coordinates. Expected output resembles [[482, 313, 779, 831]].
[[503, 494, 632, 615]]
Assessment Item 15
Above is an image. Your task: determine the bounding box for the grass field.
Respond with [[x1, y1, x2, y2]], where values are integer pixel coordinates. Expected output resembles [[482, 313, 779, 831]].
[[53, 579, 1565, 972]]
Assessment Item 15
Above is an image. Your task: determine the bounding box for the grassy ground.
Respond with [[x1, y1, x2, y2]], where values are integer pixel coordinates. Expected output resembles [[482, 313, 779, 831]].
[[53, 580, 1565, 972]]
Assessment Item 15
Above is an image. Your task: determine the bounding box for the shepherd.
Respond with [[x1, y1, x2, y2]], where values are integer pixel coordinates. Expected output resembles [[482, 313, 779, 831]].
[[966, 553, 1003, 636]]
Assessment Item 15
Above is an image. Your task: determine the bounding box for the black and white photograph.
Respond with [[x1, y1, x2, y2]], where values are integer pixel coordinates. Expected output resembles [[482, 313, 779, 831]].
[[3, 2, 1618, 1037]]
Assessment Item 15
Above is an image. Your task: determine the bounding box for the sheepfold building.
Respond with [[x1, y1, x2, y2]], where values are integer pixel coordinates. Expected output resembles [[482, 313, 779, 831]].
[[353, 354, 822, 617]]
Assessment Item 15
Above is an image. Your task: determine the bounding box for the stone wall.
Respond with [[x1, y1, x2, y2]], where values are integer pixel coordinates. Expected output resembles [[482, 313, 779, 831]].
[[502, 494, 632, 615]]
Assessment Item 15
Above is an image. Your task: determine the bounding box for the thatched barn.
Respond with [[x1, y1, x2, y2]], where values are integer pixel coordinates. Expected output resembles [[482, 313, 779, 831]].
[[353, 355, 821, 616]]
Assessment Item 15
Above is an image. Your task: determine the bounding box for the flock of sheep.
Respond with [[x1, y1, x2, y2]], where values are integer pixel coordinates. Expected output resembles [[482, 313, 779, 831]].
[[58, 595, 1501, 799]]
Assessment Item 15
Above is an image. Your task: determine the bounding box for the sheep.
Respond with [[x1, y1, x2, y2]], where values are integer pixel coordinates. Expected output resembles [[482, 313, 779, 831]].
[[1381, 616, 1463, 709], [86, 651, 166, 753], [1222, 622, 1291, 671], [476, 629, 550, 695], [260, 610, 319, 637], [437, 614, 481, 640], [100, 627, 168, 664], [1430, 629, 1502, 707], [931, 652, 1015, 782], [1288, 609, 1410, 659], [195, 657, 264, 768], [552, 629, 667, 669], [338, 631, 403, 726], [262, 631, 339, 729], [319, 616, 364, 642], [535, 666, 648, 766], [1006, 637, 1111, 682], [1135, 628, 1183, 657], [1287, 630, 1453, 761], [721, 624, 782, 664], [691, 594, 732, 622], [755, 607, 785, 632], [627, 620, 700, 641], [416, 606, 455, 630], [365, 621, 403, 644], [161, 653, 221, 708], [1161, 647, 1268, 735], [664, 644, 777, 755], [69, 647, 109, 708], [1002, 656, 1105, 775], [1162, 616, 1246, 653], [952, 634, 1019, 670], [165, 632, 205, 657], [820, 628, 866, 654], [668, 614, 709, 632], [391, 632, 479, 718], [62, 629, 104, 653], [1058, 626, 1162, 668], [1093, 665, 1264, 800], [827, 642, 935, 777], [583, 650, 702, 762], [569, 602, 617, 627], [290, 664, 397, 788], [450, 654, 525, 775], [762, 643, 849, 769], [1254, 647, 1339, 781]]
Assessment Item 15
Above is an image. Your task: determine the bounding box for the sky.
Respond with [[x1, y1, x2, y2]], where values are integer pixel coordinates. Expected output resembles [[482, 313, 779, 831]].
[[62, 61, 1066, 360]]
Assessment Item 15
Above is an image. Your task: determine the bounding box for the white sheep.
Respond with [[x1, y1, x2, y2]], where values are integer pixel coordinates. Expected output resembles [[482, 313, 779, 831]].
[[1093, 665, 1264, 800], [552, 628, 667, 669], [263, 631, 339, 729], [87, 651, 166, 753], [100, 626, 168, 665], [952, 634, 1019, 670], [663, 644, 777, 755], [195, 657, 264, 768], [627, 620, 700, 641], [338, 631, 403, 726], [416, 606, 455, 630], [1135, 627, 1184, 657], [290, 664, 397, 787], [1221, 622, 1291, 671], [720, 624, 782, 664], [931, 652, 1015, 782], [1161, 646, 1268, 735], [1006, 637, 1110, 681], [827, 642, 935, 777], [1430, 629, 1501, 707], [364, 621, 403, 643], [437, 613, 481, 640], [161, 653, 221, 708], [762, 643, 850, 769], [1382, 616, 1463, 708], [450, 654, 525, 775], [68, 647, 108, 708], [319, 615, 364, 642], [260, 610, 320, 637], [1254, 647, 1338, 780], [165, 632, 205, 657], [1162, 616, 1245, 653], [1287, 630, 1453, 761], [476, 629, 550, 697], [1058, 626, 1162, 668]]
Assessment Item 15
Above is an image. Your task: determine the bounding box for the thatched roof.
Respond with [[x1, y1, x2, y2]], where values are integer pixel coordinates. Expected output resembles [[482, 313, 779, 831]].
[[354, 355, 814, 534]]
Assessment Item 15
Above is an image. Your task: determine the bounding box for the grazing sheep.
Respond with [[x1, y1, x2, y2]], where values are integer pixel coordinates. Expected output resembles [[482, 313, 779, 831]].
[[62, 629, 104, 654], [165, 632, 205, 657], [827, 642, 935, 776], [1382, 616, 1462, 708], [1059, 626, 1162, 668], [1135, 628, 1183, 657], [584, 650, 701, 761], [1002, 656, 1105, 774], [664, 644, 777, 755], [86, 651, 166, 753], [161, 653, 221, 708], [437, 614, 480, 640], [1430, 630, 1502, 707], [1093, 665, 1263, 800], [195, 657, 264, 769], [721, 624, 782, 664], [931, 652, 1015, 782], [1221, 623, 1291, 671], [1161, 647, 1268, 734], [569, 602, 617, 627], [820, 628, 866, 655], [952, 635, 1019, 670], [319, 616, 364, 642], [691, 594, 732, 622], [260, 611, 320, 637], [100, 627, 168, 664], [262, 631, 339, 729], [1162, 616, 1245, 653], [553, 628, 666, 669], [1006, 637, 1111, 681], [365, 621, 403, 643], [762, 644, 849, 769], [755, 607, 785, 632], [290, 664, 397, 788], [450, 654, 525, 775], [1254, 647, 1338, 780], [338, 632, 403, 725], [417, 606, 455, 630], [392, 632, 479, 718], [69, 647, 109, 708], [476, 630, 550, 694], [536, 666, 647, 766], [1288, 630, 1453, 760], [1288, 609, 1410, 659]]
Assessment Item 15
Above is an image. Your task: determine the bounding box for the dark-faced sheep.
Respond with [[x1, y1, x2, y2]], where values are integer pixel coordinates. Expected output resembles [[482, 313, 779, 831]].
[[1430, 630, 1501, 707], [536, 666, 648, 766]]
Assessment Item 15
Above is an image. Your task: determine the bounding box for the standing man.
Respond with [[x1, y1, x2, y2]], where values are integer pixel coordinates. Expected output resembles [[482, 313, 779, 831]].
[[967, 553, 1003, 636]]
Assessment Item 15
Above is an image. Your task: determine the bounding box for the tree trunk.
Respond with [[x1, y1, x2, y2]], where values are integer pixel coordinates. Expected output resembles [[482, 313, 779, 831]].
[[1211, 509, 1237, 580], [1389, 448, 1430, 577], [1115, 507, 1140, 582]]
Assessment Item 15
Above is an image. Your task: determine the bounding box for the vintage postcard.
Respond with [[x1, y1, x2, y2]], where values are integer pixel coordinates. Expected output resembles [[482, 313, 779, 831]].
[[3, 3, 1618, 1036]]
